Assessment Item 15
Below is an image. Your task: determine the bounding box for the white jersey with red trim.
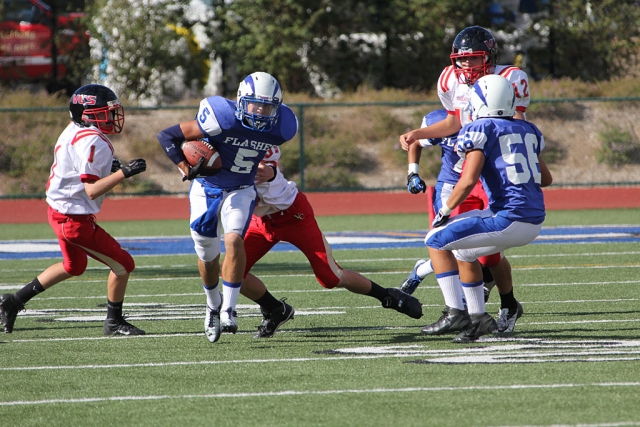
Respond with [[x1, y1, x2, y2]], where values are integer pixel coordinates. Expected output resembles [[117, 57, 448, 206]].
[[253, 145, 299, 217], [437, 64, 531, 126], [46, 122, 115, 214]]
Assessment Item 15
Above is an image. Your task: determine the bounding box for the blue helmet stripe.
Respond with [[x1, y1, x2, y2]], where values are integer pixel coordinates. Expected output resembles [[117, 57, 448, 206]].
[[473, 82, 488, 106], [247, 75, 256, 93]]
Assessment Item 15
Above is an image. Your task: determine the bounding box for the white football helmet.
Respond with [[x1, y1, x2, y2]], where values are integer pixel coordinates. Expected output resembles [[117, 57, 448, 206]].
[[469, 74, 516, 121], [235, 72, 283, 132]]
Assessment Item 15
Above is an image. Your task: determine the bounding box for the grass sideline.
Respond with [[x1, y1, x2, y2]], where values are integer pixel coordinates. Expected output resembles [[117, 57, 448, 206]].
[[1, 211, 640, 426]]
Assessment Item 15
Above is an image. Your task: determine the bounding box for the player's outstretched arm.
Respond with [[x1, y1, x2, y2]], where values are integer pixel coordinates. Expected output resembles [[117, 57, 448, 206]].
[[399, 115, 461, 151], [84, 158, 147, 200]]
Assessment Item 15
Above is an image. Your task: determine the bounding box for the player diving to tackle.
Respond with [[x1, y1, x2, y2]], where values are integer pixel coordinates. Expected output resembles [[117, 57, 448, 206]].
[[238, 146, 423, 338]]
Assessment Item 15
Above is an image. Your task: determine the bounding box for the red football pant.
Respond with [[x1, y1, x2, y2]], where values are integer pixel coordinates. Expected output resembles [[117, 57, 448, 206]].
[[243, 192, 342, 288], [48, 206, 135, 276]]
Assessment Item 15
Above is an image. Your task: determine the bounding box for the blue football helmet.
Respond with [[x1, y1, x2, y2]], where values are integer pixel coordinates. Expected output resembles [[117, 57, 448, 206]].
[[235, 72, 283, 132]]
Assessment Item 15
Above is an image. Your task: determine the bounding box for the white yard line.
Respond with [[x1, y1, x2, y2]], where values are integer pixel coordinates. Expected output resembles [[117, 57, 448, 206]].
[[1, 382, 639, 407]]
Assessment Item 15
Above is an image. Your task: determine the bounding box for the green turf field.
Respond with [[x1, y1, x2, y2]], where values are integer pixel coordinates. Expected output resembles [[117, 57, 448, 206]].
[[1, 210, 640, 426]]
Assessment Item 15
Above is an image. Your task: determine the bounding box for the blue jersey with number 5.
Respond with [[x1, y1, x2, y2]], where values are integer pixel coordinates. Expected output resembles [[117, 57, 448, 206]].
[[457, 118, 546, 224], [195, 96, 298, 188]]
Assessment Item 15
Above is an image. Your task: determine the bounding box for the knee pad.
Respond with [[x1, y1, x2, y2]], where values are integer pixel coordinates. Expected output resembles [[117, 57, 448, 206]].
[[191, 230, 221, 262], [113, 253, 135, 275]]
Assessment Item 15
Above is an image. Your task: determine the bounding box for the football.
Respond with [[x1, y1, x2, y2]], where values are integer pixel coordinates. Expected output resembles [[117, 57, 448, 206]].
[[182, 140, 222, 170]]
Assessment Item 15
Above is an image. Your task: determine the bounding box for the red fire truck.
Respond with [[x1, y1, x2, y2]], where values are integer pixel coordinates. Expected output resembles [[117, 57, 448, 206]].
[[0, 0, 86, 90]]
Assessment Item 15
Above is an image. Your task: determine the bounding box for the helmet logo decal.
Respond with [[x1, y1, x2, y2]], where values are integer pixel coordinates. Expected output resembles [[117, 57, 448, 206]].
[[71, 94, 97, 106], [484, 39, 495, 50]]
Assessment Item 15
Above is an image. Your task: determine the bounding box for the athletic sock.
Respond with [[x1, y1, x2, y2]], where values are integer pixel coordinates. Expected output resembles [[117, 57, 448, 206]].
[[435, 271, 465, 310], [106, 299, 124, 321], [15, 278, 45, 303], [220, 281, 242, 312], [366, 280, 389, 302], [461, 281, 485, 314], [482, 266, 496, 291], [416, 259, 434, 279], [499, 289, 517, 310], [254, 290, 282, 313], [203, 282, 222, 310]]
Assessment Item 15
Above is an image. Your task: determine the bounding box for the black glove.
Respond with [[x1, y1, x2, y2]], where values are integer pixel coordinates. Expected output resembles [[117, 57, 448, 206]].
[[432, 208, 451, 228], [182, 157, 221, 182], [121, 158, 147, 178], [111, 158, 123, 173], [407, 173, 426, 194]]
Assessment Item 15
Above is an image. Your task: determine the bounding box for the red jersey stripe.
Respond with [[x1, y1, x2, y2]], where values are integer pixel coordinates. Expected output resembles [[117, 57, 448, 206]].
[[498, 66, 520, 79], [80, 173, 100, 183], [71, 130, 114, 153], [439, 66, 455, 93]]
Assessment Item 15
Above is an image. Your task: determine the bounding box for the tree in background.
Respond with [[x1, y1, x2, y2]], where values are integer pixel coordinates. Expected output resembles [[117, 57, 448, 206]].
[[6, 0, 637, 100], [525, 0, 640, 81], [210, 0, 494, 96], [86, 0, 210, 103], [209, 0, 322, 95]]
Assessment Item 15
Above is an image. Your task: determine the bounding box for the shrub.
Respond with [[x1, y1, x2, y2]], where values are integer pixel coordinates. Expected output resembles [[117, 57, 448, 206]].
[[596, 126, 640, 169], [542, 139, 565, 165]]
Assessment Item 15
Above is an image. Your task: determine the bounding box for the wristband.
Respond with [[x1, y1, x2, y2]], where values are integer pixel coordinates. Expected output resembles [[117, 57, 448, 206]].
[[157, 124, 187, 165], [440, 204, 453, 216], [408, 163, 419, 174]]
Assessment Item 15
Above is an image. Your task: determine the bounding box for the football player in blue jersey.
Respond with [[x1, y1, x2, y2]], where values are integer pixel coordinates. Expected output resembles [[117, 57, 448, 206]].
[[157, 72, 298, 343], [400, 26, 533, 336], [421, 74, 552, 343], [401, 109, 523, 336]]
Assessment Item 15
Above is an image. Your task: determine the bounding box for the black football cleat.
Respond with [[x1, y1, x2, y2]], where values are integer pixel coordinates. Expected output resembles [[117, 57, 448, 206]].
[[253, 298, 295, 338], [421, 306, 471, 335], [0, 294, 25, 333], [103, 317, 145, 336], [452, 312, 497, 343], [382, 288, 423, 319]]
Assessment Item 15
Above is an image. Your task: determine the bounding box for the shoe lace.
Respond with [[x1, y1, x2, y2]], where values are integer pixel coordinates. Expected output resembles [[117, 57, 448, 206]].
[[224, 307, 237, 316], [437, 309, 450, 321], [120, 314, 136, 327], [208, 310, 218, 328]]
